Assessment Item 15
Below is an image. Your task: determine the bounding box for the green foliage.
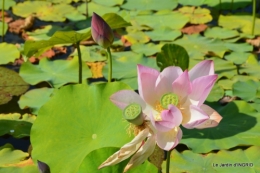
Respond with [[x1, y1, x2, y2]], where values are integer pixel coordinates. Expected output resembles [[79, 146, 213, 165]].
[[0, 113, 35, 138], [233, 80, 260, 101], [19, 58, 91, 88], [31, 83, 133, 173], [156, 43, 189, 71], [77, 2, 119, 16], [0, 43, 20, 65], [0, 67, 29, 105], [178, 6, 212, 24], [204, 27, 240, 39], [18, 88, 54, 115]]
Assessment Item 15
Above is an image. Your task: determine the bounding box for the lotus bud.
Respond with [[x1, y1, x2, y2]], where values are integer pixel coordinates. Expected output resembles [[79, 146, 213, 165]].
[[123, 103, 144, 126], [91, 12, 114, 49]]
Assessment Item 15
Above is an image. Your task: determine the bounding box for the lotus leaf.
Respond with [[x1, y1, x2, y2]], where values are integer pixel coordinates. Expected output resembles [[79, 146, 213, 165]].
[[121, 0, 178, 11], [145, 27, 182, 41], [0, 113, 35, 138], [0, 67, 29, 105], [204, 27, 240, 39], [77, 2, 119, 16], [162, 146, 260, 173], [18, 88, 54, 115], [219, 14, 260, 35], [0, 144, 29, 166], [13, 1, 75, 22], [0, 43, 20, 65], [19, 58, 91, 88], [181, 101, 260, 153], [31, 83, 133, 173], [178, 6, 212, 24]]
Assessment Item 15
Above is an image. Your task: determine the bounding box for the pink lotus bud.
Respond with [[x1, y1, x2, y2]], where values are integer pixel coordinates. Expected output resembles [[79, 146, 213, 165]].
[[91, 12, 114, 48]]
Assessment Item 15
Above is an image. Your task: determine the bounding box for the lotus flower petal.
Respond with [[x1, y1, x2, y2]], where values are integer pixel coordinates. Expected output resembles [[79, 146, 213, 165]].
[[182, 105, 209, 129], [156, 126, 182, 151], [189, 74, 218, 106], [137, 64, 160, 106], [91, 12, 114, 48], [155, 66, 183, 97], [98, 128, 149, 169], [189, 60, 214, 81], [123, 134, 156, 172], [151, 105, 182, 132], [171, 70, 192, 103], [196, 104, 223, 129]]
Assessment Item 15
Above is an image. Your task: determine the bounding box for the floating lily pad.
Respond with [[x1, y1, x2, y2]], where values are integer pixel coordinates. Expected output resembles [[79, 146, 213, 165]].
[[205, 0, 252, 10], [219, 14, 260, 35], [131, 43, 163, 56], [19, 58, 91, 88], [144, 28, 182, 41], [123, 31, 150, 44], [233, 80, 260, 101], [13, 1, 75, 22], [178, 0, 206, 6], [181, 101, 260, 153], [0, 113, 35, 138], [0, 43, 20, 65], [162, 146, 260, 173], [133, 12, 189, 30], [156, 43, 189, 71], [71, 45, 107, 62], [121, 0, 178, 11], [0, 67, 29, 105], [225, 52, 251, 65], [206, 84, 224, 102], [93, 0, 124, 6], [31, 83, 132, 173], [77, 2, 119, 16], [211, 57, 237, 79], [178, 6, 212, 24], [174, 34, 228, 58], [0, 144, 29, 166], [18, 88, 54, 115], [0, 0, 16, 10], [204, 27, 240, 39], [224, 42, 253, 52]]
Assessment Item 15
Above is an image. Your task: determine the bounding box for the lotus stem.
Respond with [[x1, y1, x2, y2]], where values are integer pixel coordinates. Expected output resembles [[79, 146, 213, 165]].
[[106, 47, 112, 82], [86, 0, 88, 19], [231, 0, 234, 11], [2, 0, 4, 42], [76, 42, 82, 84], [166, 150, 171, 173], [252, 0, 256, 35]]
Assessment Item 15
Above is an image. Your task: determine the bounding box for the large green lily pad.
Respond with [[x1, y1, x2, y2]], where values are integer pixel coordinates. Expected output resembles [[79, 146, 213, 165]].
[[0, 113, 35, 138], [31, 83, 133, 173], [77, 2, 119, 16], [204, 27, 240, 39], [173, 34, 228, 59], [181, 101, 260, 153], [13, 1, 75, 22], [133, 12, 189, 30], [219, 14, 260, 35], [178, 6, 212, 24], [0, 67, 29, 105], [162, 146, 260, 173], [121, 0, 178, 11], [18, 88, 54, 115], [0, 43, 20, 65], [233, 80, 260, 101], [0, 144, 29, 166], [19, 58, 91, 88]]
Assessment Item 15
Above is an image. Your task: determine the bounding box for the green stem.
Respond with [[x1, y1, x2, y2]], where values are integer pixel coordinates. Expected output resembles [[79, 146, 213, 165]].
[[166, 150, 171, 173], [2, 0, 5, 42], [219, 0, 222, 14], [252, 0, 256, 35], [76, 42, 82, 84], [106, 47, 112, 82], [86, 0, 88, 19], [231, 0, 234, 11]]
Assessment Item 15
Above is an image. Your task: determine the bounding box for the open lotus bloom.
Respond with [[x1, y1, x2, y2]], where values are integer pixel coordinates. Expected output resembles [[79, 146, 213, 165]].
[[137, 60, 222, 130], [99, 60, 222, 171]]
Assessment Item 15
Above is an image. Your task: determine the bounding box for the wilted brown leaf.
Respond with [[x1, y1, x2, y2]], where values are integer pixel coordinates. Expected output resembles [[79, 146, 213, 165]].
[[181, 24, 207, 34]]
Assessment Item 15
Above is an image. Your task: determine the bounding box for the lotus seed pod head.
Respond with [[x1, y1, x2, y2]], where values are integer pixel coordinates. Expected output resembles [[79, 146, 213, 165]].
[[160, 93, 179, 109], [91, 12, 114, 49], [123, 103, 144, 126]]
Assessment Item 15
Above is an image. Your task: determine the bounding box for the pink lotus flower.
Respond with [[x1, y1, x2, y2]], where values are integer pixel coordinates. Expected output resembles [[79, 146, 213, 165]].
[[91, 12, 114, 48], [99, 60, 222, 172]]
